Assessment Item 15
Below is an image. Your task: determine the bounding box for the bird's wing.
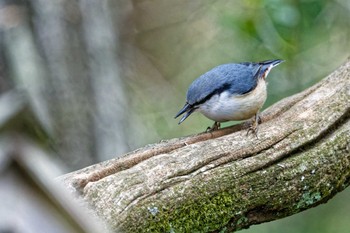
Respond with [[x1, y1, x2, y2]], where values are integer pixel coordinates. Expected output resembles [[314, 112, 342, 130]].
[[186, 63, 259, 106]]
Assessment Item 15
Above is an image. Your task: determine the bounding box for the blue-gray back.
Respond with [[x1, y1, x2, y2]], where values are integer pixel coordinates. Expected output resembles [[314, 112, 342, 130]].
[[187, 63, 260, 105]]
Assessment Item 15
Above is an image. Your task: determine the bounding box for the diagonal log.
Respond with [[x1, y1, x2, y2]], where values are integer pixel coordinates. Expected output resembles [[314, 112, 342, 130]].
[[60, 58, 350, 232]]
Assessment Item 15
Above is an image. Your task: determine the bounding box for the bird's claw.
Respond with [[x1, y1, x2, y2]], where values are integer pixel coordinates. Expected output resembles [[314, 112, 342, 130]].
[[246, 114, 260, 138], [206, 122, 221, 132], [246, 123, 258, 138]]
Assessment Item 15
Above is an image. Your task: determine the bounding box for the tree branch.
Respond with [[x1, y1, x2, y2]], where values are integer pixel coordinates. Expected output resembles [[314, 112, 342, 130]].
[[60, 58, 350, 232]]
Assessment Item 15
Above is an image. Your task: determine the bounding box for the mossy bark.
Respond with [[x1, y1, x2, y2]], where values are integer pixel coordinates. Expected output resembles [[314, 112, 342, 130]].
[[60, 59, 350, 232]]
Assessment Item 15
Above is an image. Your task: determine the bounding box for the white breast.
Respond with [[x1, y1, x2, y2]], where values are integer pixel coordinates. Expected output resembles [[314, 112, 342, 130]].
[[198, 79, 267, 122]]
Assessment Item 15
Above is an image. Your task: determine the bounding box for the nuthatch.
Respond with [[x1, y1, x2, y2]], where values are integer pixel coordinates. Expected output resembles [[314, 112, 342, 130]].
[[175, 59, 284, 133]]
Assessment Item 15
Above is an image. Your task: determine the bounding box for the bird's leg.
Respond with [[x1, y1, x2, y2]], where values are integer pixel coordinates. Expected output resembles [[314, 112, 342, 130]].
[[247, 113, 260, 137], [206, 122, 221, 132]]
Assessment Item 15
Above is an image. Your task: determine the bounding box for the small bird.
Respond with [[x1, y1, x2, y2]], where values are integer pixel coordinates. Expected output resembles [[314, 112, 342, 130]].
[[175, 59, 284, 133]]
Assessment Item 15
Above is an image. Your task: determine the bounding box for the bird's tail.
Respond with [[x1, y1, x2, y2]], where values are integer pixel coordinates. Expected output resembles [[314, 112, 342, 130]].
[[174, 103, 195, 124]]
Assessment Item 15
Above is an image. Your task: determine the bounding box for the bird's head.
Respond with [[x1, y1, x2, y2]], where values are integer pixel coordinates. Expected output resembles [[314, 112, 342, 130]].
[[257, 59, 284, 80]]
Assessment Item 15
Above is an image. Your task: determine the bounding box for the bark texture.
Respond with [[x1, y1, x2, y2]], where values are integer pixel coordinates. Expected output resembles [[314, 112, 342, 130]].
[[61, 59, 350, 232]]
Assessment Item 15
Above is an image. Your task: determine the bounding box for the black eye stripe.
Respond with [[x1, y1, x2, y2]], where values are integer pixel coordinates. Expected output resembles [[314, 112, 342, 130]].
[[192, 80, 258, 106], [192, 83, 231, 106]]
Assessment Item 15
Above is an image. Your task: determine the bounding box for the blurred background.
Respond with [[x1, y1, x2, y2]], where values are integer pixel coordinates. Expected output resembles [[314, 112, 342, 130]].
[[0, 0, 349, 232]]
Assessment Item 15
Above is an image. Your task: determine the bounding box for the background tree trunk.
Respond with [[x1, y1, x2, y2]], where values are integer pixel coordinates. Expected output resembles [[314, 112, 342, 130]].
[[0, 0, 132, 170], [60, 59, 350, 232]]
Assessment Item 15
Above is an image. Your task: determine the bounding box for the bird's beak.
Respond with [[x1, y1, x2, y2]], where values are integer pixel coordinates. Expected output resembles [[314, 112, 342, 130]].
[[271, 59, 285, 67]]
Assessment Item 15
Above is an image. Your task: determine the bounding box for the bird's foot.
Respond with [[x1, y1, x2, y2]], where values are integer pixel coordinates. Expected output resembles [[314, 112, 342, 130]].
[[206, 122, 221, 132], [247, 121, 258, 137], [246, 114, 261, 138]]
